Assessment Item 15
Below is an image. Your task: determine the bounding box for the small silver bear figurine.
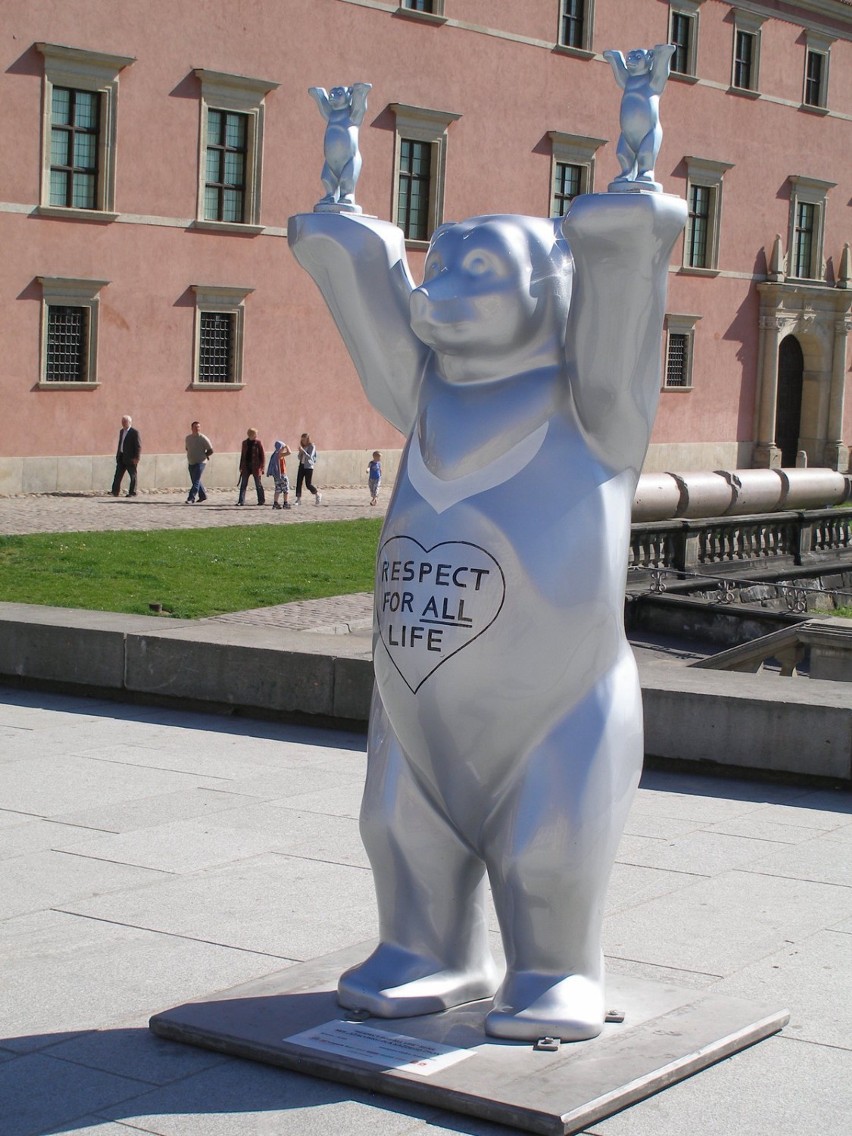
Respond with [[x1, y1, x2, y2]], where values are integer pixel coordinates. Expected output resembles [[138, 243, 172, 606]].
[[603, 44, 676, 193], [308, 83, 372, 213]]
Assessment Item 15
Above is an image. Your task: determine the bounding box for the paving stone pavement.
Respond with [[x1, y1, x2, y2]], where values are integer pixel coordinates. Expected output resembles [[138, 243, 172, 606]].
[[0, 486, 387, 536], [1, 685, 850, 1136]]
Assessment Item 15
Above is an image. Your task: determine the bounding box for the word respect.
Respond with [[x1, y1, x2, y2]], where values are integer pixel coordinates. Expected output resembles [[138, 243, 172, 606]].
[[380, 558, 491, 590]]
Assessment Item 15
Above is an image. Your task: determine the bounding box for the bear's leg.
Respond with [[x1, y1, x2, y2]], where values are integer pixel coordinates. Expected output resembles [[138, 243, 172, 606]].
[[613, 133, 637, 181], [318, 160, 338, 204], [634, 125, 663, 182], [483, 653, 643, 1042], [336, 155, 362, 208], [338, 695, 500, 1017]]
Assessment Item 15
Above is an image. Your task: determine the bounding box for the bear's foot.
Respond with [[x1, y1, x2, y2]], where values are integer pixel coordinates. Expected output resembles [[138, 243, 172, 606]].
[[338, 942, 500, 1018], [484, 971, 605, 1042]]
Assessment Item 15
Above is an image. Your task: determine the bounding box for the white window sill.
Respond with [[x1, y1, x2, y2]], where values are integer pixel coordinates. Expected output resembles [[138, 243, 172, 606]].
[[37, 381, 100, 389], [552, 45, 595, 61], [190, 381, 245, 390], [35, 206, 118, 223], [190, 219, 265, 236]]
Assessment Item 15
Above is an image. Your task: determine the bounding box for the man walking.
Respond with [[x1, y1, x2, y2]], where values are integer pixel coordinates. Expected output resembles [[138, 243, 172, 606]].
[[111, 415, 141, 497], [185, 421, 214, 503]]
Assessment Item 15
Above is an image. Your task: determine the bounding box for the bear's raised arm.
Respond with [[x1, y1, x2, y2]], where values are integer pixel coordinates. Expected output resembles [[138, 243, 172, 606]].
[[288, 213, 429, 434], [562, 192, 686, 474]]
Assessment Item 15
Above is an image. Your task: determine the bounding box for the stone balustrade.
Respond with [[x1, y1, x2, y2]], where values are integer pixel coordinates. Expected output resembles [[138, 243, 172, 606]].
[[629, 507, 852, 574]]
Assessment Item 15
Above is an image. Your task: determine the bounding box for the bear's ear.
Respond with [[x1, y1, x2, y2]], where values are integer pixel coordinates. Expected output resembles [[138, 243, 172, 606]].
[[429, 222, 456, 245]]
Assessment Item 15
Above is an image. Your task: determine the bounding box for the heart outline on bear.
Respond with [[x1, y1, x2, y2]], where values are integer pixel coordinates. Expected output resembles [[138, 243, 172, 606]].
[[375, 535, 506, 693]]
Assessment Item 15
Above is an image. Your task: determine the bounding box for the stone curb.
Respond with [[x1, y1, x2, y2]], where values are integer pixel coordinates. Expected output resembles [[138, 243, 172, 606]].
[[0, 601, 849, 782]]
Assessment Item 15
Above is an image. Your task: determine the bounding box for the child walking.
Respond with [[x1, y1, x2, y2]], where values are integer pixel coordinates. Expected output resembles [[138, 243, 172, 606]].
[[267, 440, 292, 509], [367, 450, 382, 506]]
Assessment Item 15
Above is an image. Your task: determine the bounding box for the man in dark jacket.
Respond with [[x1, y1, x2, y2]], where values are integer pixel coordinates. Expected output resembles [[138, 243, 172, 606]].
[[111, 415, 141, 497]]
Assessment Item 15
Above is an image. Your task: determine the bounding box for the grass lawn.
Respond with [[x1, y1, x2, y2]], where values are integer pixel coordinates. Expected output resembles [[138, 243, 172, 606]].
[[0, 519, 383, 619]]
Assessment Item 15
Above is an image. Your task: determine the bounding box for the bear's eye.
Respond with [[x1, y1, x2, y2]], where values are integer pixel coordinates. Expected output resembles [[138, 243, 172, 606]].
[[463, 251, 496, 276], [425, 259, 443, 280]]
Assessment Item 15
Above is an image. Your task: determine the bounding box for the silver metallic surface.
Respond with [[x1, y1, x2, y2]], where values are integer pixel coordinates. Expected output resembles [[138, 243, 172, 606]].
[[290, 188, 686, 1042], [308, 82, 372, 213], [603, 44, 676, 193]]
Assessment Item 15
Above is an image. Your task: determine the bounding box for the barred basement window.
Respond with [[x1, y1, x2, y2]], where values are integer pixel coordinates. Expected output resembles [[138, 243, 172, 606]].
[[45, 306, 88, 381], [663, 313, 700, 390], [403, 0, 434, 10], [666, 333, 688, 387], [37, 275, 107, 387], [198, 312, 235, 382], [191, 284, 252, 387]]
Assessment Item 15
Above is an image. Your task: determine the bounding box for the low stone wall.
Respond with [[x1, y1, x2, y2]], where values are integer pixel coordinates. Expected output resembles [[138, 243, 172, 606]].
[[1, 602, 849, 782], [0, 603, 373, 727], [640, 658, 851, 782], [0, 449, 403, 496]]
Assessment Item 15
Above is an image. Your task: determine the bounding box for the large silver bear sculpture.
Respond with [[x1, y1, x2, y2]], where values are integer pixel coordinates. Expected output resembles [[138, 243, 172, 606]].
[[290, 183, 685, 1041]]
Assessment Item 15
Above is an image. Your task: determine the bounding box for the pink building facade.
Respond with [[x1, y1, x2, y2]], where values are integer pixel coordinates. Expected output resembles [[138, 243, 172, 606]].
[[1, 0, 850, 494]]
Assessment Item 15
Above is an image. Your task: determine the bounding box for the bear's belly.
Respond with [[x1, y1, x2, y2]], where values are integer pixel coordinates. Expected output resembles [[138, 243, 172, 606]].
[[372, 463, 635, 802]]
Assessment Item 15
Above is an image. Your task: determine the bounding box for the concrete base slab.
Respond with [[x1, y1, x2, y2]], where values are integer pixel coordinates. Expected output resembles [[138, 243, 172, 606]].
[[150, 942, 788, 1136]]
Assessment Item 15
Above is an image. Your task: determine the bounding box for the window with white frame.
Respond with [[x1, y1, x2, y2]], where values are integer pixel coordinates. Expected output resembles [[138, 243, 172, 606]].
[[664, 314, 700, 389], [557, 0, 594, 53], [36, 43, 134, 218], [37, 276, 108, 386], [683, 156, 733, 271], [193, 69, 279, 231], [731, 10, 764, 92], [802, 32, 833, 110], [191, 285, 253, 386], [787, 176, 834, 281], [390, 103, 461, 245], [668, 2, 703, 77], [548, 131, 605, 216]]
